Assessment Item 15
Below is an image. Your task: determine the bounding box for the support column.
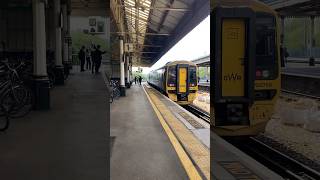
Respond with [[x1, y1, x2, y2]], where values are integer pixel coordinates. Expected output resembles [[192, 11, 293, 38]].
[[280, 16, 286, 67], [32, 0, 50, 110], [310, 16, 315, 66], [62, 3, 70, 76], [125, 55, 130, 88], [119, 36, 126, 96], [54, 0, 64, 84], [67, 11, 72, 65]]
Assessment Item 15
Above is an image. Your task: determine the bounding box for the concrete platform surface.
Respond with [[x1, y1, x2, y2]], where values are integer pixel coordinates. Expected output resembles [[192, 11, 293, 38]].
[[110, 84, 188, 180], [282, 66, 320, 78], [0, 70, 109, 180]]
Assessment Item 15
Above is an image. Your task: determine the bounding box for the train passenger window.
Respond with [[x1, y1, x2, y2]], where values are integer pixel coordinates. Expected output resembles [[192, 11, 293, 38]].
[[256, 14, 278, 80], [167, 66, 176, 86], [189, 66, 197, 86]]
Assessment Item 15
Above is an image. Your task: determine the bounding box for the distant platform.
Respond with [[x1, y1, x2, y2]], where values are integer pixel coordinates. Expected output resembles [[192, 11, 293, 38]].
[[282, 66, 320, 79]]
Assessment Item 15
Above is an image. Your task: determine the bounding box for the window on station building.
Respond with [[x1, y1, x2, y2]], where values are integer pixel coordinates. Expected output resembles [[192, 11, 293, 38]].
[[97, 21, 104, 32]]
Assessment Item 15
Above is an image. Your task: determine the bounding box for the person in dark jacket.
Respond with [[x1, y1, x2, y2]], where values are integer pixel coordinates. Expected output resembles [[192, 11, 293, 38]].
[[85, 49, 91, 70], [92, 45, 106, 74], [138, 76, 142, 85], [134, 76, 137, 84], [91, 45, 96, 74], [78, 46, 86, 71]]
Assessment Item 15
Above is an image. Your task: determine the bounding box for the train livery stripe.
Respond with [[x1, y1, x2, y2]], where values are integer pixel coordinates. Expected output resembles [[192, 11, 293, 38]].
[[142, 85, 203, 180]]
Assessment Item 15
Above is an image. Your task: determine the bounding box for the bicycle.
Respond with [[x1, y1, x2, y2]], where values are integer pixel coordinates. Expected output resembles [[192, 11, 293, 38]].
[[109, 79, 120, 103], [0, 60, 34, 131]]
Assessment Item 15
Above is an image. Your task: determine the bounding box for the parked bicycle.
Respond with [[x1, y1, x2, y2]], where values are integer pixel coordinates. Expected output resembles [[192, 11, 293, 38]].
[[109, 79, 120, 103], [0, 60, 34, 131]]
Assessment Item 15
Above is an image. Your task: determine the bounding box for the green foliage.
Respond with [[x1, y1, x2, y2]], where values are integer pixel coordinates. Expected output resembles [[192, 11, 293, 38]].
[[71, 31, 109, 53], [284, 18, 320, 56], [132, 71, 147, 80], [284, 18, 306, 51], [198, 67, 210, 80]]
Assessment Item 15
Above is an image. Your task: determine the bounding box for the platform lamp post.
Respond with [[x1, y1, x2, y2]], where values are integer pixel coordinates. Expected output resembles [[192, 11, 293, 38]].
[[280, 16, 286, 67], [119, 35, 126, 96], [54, 0, 65, 84]]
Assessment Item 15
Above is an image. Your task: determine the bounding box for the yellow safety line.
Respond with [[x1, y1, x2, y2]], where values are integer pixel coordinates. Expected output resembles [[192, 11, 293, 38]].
[[142, 85, 202, 180]]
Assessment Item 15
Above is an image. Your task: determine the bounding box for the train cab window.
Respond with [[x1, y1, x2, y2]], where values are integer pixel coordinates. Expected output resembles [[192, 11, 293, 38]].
[[167, 66, 176, 86], [256, 14, 278, 80], [189, 66, 197, 86]]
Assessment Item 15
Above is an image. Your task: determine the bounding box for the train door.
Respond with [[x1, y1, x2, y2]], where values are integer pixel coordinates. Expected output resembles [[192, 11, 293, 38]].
[[221, 19, 245, 97], [177, 64, 189, 101], [212, 7, 256, 126], [179, 67, 187, 93]]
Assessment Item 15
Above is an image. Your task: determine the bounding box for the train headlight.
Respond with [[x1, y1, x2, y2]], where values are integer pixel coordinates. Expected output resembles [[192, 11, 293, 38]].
[[169, 83, 176, 87], [262, 70, 269, 78]]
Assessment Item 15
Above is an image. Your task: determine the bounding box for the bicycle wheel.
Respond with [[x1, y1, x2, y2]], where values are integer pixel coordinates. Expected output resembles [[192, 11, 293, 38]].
[[11, 85, 34, 118], [0, 113, 9, 131], [114, 88, 121, 99], [2, 85, 34, 118]]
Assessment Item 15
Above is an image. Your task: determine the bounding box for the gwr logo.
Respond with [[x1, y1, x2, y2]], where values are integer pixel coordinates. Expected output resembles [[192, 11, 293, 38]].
[[223, 73, 242, 81]]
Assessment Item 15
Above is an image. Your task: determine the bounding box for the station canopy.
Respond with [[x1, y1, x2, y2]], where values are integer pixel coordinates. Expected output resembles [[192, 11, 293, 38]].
[[111, 0, 209, 67], [71, 0, 109, 16], [260, 0, 320, 16]]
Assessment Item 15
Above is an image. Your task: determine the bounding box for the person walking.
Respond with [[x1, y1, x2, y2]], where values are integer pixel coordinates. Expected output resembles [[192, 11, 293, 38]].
[[78, 46, 86, 72], [138, 76, 142, 85], [93, 45, 106, 74], [134, 76, 137, 84], [91, 45, 96, 74], [85, 49, 91, 70]]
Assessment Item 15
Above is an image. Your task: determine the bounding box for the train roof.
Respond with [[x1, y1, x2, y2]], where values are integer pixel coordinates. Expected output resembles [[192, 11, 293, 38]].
[[165, 60, 196, 66], [212, 0, 277, 16], [150, 60, 196, 73]]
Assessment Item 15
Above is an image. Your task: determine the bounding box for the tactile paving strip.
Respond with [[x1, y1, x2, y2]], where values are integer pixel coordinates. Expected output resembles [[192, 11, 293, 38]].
[[145, 85, 210, 179], [178, 111, 205, 129]]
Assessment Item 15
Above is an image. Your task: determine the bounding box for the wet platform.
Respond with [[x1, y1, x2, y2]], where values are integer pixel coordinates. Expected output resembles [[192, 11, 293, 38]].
[[110, 83, 210, 179], [211, 133, 283, 180], [0, 69, 109, 180]]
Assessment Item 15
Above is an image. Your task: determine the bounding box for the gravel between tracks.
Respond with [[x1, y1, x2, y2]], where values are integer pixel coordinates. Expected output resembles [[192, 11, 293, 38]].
[[192, 91, 210, 113], [263, 95, 320, 170]]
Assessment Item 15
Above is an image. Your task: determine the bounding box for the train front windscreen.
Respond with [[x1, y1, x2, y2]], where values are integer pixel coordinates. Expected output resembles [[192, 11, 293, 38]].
[[167, 66, 176, 87], [189, 66, 197, 87], [255, 14, 278, 80]]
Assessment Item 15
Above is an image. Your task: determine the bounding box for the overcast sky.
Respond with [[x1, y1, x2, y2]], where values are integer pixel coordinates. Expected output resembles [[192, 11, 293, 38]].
[[133, 15, 210, 74]]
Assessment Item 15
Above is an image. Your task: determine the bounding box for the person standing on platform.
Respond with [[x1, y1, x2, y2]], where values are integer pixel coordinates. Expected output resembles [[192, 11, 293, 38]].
[[85, 49, 91, 70], [134, 76, 137, 84], [138, 76, 142, 85], [78, 46, 86, 72], [91, 45, 96, 74], [93, 45, 106, 74]]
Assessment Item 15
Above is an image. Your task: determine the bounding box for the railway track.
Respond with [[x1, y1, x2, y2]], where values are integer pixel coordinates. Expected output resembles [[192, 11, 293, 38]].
[[281, 89, 320, 100], [183, 104, 210, 123], [226, 137, 320, 180]]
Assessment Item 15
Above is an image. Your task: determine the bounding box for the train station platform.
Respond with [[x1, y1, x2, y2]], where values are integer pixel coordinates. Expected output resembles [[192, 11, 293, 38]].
[[211, 133, 283, 180], [110, 83, 210, 179], [0, 69, 108, 180], [282, 65, 320, 79]]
